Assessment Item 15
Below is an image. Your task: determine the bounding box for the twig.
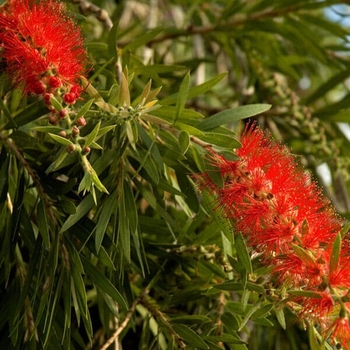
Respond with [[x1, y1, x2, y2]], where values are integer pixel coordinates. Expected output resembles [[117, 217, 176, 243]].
[[100, 296, 142, 350], [72, 0, 113, 30], [118, 4, 312, 47], [140, 294, 187, 349], [0, 134, 56, 224]]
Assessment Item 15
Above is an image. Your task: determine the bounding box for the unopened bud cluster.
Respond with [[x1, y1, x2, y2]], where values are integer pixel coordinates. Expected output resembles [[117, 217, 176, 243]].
[[251, 58, 349, 178], [116, 105, 142, 121], [174, 244, 232, 272]]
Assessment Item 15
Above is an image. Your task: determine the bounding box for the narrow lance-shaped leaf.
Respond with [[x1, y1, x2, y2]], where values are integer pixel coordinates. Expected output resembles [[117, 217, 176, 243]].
[[330, 232, 341, 274], [197, 104, 271, 131], [275, 307, 286, 330], [178, 130, 190, 154], [81, 257, 128, 311], [174, 72, 190, 124], [238, 303, 261, 332], [122, 27, 163, 51], [172, 324, 209, 349], [95, 190, 118, 253], [235, 233, 253, 274], [50, 96, 63, 111], [49, 133, 74, 146], [85, 121, 101, 147], [119, 72, 130, 107], [76, 98, 95, 119]]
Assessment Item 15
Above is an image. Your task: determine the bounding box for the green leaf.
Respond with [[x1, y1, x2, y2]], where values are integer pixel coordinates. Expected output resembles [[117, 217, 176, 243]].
[[309, 325, 322, 350], [76, 98, 95, 119], [330, 232, 342, 274], [122, 27, 163, 52], [118, 184, 130, 264], [119, 72, 130, 107], [81, 256, 128, 311], [50, 96, 63, 111], [178, 130, 190, 154], [160, 72, 227, 105], [45, 147, 70, 173], [235, 233, 253, 274], [123, 180, 138, 233], [96, 125, 116, 140], [198, 132, 241, 148], [49, 133, 74, 147], [85, 121, 101, 147], [80, 155, 109, 195], [292, 244, 316, 266], [174, 72, 191, 124], [0, 97, 17, 128], [306, 66, 350, 104], [275, 307, 286, 330], [37, 199, 50, 249], [95, 190, 118, 253], [172, 324, 209, 349], [197, 104, 271, 131], [31, 126, 63, 133], [288, 290, 324, 298], [134, 64, 186, 76], [170, 315, 211, 325], [5, 103, 48, 129], [212, 281, 265, 294], [251, 304, 273, 320], [238, 303, 261, 331], [204, 334, 246, 345], [60, 194, 95, 233]]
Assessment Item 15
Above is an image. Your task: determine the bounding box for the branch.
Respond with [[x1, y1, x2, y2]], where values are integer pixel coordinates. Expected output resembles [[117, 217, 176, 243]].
[[140, 294, 186, 349], [72, 0, 113, 30], [118, 4, 314, 47], [100, 296, 142, 350], [0, 134, 56, 224]]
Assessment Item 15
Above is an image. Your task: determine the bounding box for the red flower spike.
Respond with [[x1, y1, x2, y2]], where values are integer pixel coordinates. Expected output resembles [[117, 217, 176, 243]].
[[329, 318, 350, 349], [0, 0, 87, 97], [196, 123, 350, 345], [293, 292, 334, 319]]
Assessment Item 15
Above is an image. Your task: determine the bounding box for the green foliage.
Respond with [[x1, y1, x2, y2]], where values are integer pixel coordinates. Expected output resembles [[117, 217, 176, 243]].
[[1, 0, 350, 349]]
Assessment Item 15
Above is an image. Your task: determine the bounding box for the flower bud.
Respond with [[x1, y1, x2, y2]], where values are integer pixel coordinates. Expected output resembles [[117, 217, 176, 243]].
[[48, 114, 58, 125], [63, 92, 76, 105], [48, 76, 62, 88], [72, 125, 80, 136], [59, 109, 69, 119], [44, 93, 53, 105], [76, 117, 86, 127], [82, 146, 91, 155], [67, 144, 76, 153], [32, 80, 46, 95]]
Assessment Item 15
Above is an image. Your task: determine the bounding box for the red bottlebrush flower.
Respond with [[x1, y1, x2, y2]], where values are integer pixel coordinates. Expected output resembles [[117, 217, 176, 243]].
[[292, 291, 334, 319], [0, 0, 87, 100], [329, 252, 350, 290], [329, 317, 350, 349], [195, 123, 350, 333], [198, 124, 341, 264], [274, 252, 324, 287]]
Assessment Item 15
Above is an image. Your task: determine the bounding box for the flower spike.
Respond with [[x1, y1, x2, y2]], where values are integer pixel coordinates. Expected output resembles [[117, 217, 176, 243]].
[[197, 123, 350, 347], [0, 0, 87, 103]]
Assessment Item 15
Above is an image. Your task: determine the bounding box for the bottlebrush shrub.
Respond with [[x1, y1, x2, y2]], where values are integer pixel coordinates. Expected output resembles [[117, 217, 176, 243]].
[[197, 124, 350, 349], [1, 0, 350, 350]]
